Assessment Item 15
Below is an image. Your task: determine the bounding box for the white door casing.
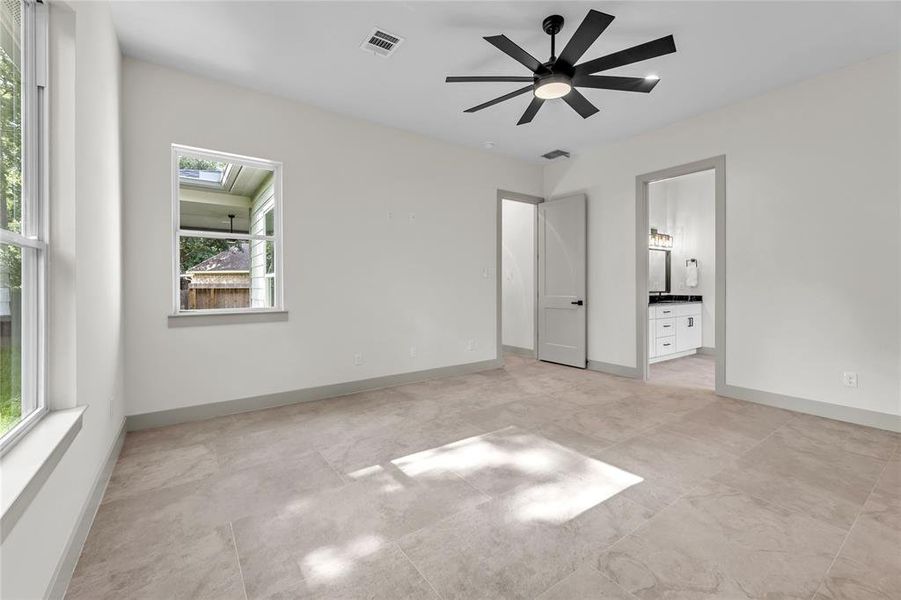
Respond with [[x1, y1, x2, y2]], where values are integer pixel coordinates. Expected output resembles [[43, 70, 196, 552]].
[[538, 194, 587, 368]]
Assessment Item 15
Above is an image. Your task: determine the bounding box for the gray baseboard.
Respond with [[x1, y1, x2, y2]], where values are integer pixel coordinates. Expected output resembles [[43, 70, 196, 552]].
[[502, 345, 535, 358], [587, 359, 641, 379], [697, 346, 716, 356], [720, 384, 901, 433], [46, 420, 126, 600], [127, 358, 503, 431]]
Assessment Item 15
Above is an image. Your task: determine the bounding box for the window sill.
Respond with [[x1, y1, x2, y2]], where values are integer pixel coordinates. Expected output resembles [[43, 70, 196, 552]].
[[1, 406, 86, 542], [167, 309, 289, 327]]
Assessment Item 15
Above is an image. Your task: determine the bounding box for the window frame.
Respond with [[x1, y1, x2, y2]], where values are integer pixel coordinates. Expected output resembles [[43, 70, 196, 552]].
[[0, 0, 49, 455], [170, 144, 284, 316]]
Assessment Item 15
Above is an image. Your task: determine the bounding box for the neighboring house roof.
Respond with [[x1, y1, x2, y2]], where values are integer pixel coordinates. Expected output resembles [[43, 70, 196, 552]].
[[186, 243, 250, 273]]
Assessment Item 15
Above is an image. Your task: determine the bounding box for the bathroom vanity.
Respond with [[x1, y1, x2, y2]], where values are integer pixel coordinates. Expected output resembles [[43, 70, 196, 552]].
[[648, 296, 703, 362]]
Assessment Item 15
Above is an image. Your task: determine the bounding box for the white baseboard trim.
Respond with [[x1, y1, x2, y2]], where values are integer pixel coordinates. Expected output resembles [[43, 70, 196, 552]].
[[127, 358, 503, 431], [502, 345, 535, 358], [46, 420, 126, 600], [587, 360, 641, 379], [697, 346, 716, 356], [720, 384, 901, 433]]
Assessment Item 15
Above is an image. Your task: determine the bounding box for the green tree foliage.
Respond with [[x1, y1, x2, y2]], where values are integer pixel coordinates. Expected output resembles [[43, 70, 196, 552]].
[[179, 237, 233, 272], [0, 43, 21, 432], [1, 43, 22, 288], [178, 156, 224, 172]]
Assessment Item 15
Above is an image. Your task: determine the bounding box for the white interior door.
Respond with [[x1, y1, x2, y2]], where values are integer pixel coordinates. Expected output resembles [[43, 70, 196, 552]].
[[538, 194, 586, 367]]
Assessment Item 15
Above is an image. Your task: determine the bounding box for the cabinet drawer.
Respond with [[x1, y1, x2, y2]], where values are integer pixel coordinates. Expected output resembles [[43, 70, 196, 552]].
[[655, 318, 676, 337], [656, 337, 676, 355], [654, 305, 677, 319], [676, 303, 702, 317]]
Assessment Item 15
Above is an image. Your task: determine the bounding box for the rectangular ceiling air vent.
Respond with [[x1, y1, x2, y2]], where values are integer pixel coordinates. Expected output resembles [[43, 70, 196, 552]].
[[361, 28, 404, 57], [541, 149, 571, 160]]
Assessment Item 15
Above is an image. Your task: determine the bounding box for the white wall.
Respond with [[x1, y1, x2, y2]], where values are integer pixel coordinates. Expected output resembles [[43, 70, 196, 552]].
[[121, 59, 542, 417], [501, 199, 535, 351], [545, 52, 900, 418], [649, 170, 716, 348], [1, 2, 125, 598]]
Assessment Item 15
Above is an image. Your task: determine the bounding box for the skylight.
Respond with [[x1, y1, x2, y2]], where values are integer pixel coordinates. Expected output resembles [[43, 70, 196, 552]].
[[178, 157, 229, 188]]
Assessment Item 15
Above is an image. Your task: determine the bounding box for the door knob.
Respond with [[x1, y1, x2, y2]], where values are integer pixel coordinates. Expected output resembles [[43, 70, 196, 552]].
[[571, 300, 584, 306]]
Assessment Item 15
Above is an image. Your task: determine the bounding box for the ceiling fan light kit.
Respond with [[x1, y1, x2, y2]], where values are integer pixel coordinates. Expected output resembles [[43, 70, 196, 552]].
[[446, 9, 676, 125]]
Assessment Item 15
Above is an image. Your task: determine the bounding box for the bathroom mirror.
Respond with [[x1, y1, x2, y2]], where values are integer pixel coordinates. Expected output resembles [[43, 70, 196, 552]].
[[649, 249, 671, 293]]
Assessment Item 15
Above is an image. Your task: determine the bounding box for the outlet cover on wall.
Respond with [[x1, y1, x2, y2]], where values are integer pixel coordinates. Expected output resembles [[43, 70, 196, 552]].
[[353, 353, 363, 366], [841, 371, 858, 388], [467, 339, 476, 351], [409, 346, 417, 358]]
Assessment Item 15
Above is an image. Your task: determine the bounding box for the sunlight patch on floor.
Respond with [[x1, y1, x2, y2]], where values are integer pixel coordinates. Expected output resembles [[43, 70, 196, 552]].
[[376, 426, 644, 524], [301, 535, 384, 584]]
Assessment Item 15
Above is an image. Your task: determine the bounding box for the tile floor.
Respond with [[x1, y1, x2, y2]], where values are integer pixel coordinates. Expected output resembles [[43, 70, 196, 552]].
[[67, 355, 900, 600], [648, 353, 715, 390]]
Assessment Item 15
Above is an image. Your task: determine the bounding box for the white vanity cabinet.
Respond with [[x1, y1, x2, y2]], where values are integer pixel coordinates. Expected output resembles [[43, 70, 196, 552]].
[[648, 302, 702, 363]]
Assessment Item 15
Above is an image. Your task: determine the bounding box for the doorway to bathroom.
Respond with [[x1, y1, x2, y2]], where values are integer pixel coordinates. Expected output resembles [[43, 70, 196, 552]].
[[636, 157, 725, 392]]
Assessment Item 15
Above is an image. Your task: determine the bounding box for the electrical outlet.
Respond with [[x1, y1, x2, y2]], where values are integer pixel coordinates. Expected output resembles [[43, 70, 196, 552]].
[[387, 211, 393, 221], [842, 371, 858, 388], [408, 212, 416, 223], [481, 267, 490, 279], [467, 339, 476, 351], [409, 346, 417, 358], [353, 353, 363, 366]]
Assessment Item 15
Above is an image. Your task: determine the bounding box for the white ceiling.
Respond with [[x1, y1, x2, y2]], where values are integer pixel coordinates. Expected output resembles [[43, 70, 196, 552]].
[[111, 1, 900, 162]]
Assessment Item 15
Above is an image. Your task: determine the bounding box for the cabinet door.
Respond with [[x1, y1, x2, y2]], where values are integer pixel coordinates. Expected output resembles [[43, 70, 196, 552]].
[[676, 315, 702, 352]]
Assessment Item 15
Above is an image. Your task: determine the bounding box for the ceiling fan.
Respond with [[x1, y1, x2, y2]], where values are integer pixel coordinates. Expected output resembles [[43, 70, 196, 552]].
[[446, 10, 676, 125]]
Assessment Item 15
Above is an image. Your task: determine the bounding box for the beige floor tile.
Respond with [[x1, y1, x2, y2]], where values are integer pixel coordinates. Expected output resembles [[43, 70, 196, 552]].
[[780, 413, 900, 460], [71, 354, 899, 600], [462, 395, 582, 431], [77, 452, 345, 572], [232, 465, 485, 599], [104, 443, 219, 503], [663, 397, 792, 455], [68, 525, 245, 600], [714, 428, 887, 528], [599, 481, 847, 600], [595, 427, 738, 512], [318, 414, 488, 475], [536, 564, 637, 600], [814, 554, 901, 600], [399, 488, 652, 600]]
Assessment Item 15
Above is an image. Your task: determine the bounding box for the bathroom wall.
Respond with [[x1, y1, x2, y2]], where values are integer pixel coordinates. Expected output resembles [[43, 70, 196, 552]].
[[648, 170, 716, 348], [501, 199, 535, 351]]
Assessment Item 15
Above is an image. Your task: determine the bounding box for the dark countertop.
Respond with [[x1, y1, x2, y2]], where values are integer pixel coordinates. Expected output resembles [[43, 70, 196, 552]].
[[649, 294, 703, 304]]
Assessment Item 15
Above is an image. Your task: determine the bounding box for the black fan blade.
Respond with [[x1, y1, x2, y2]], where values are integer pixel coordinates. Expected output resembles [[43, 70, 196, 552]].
[[464, 85, 534, 113], [557, 10, 615, 67], [563, 89, 599, 119], [517, 96, 544, 125], [573, 75, 659, 93], [574, 35, 676, 76], [484, 35, 545, 73], [446, 76, 535, 83]]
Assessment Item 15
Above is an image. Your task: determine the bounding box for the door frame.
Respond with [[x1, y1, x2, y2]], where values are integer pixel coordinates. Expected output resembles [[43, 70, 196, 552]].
[[496, 190, 544, 362], [635, 155, 726, 392]]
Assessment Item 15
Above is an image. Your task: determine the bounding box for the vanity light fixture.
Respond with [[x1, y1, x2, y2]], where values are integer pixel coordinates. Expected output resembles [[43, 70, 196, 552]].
[[649, 228, 673, 249]]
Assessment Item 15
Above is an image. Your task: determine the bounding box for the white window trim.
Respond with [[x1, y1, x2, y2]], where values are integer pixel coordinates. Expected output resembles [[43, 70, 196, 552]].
[[170, 144, 284, 316], [0, 0, 49, 457]]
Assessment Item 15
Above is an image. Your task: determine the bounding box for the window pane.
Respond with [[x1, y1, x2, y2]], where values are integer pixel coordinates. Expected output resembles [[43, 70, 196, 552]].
[[1, 0, 23, 234], [1, 242, 36, 436], [179, 237, 275, 310], [177, 153, 275, 235], [264, 208, 274, 236]]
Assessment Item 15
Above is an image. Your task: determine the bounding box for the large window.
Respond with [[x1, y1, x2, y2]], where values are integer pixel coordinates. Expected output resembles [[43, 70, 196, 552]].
[[172, 146, 282, 314], [1, 0, 47, 449]]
